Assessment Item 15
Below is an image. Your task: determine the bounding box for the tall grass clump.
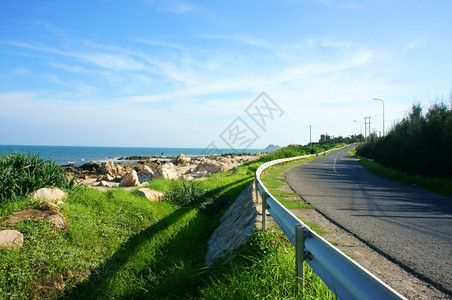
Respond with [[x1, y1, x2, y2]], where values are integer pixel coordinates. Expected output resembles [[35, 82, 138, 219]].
[[357, 102, 452, 177], [164, 180, 210, 207], [0, 152, 72, 202]]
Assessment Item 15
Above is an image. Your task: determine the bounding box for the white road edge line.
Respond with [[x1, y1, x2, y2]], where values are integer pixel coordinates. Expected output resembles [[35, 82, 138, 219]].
[[333, 149, 343, 177]]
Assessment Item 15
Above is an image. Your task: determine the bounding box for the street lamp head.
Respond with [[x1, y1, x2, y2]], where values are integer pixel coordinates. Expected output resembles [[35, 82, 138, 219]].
[[373, 98, 383, 101]]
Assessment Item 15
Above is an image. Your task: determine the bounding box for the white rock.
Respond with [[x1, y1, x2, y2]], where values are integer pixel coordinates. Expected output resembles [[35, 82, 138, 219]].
[[137, 188, 164, 201], [119, 170, 140, 187], [31, 187, 66, 202], [138, 165, 154, 176], [154, 163, 179, 180], [0, 230, 23, 248], [101, 160, 119, 176], [194, 161, 225, 174], [98, 180, 111, 187], [173, 154, 191, 166], [179, 174, 194, 181]]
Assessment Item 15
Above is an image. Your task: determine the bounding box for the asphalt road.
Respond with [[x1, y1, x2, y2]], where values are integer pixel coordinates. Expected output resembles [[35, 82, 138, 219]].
[[285, 146, 452, 295]]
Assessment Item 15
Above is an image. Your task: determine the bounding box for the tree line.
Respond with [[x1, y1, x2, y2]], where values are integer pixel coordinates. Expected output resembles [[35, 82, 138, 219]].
[[357, 101, 452, 177]]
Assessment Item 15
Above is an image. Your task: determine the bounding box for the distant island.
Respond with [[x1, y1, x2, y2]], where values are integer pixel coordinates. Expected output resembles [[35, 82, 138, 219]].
[[264, 144, 281, 152]]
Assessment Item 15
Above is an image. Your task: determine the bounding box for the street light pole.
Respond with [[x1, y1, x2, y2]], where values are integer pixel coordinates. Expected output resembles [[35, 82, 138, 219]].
[[373, 98, 385, 136]]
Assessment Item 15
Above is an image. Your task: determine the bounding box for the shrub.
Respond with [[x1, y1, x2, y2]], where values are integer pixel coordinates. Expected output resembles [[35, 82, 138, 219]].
[[164, 181, 210, 207], [0, 152, 71, 202]]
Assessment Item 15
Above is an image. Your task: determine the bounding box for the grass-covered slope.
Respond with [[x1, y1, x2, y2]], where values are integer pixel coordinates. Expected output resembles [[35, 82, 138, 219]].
[[0, 144, 349, 299]]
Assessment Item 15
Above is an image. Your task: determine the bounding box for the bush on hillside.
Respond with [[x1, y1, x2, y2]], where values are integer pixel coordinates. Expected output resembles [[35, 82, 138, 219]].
[[0, 152, 71, 202], [164, 181, 210, 207]]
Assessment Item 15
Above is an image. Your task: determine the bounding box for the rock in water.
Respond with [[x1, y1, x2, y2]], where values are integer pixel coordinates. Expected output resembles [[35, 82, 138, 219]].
[[119, 170, 140, 187], [0, 230, 23, 249]]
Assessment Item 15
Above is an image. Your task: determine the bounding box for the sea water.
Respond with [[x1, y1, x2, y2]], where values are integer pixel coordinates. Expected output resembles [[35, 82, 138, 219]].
[[0, 145, 263, 166]]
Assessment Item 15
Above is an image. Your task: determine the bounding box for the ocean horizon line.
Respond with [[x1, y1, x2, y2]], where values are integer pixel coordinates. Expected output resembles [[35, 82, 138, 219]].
[[0, 144, 265, 166], [0, 144, 265, 150]]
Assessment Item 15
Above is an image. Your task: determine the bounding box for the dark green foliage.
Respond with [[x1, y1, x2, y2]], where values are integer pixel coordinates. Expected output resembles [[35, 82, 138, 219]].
[[357, 102, 452, 177], [164, 181, 210, 207], [0, 152, 73, 202]]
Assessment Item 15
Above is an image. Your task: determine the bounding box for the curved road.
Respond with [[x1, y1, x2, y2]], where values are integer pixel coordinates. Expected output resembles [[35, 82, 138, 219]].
[[286, 146, 452, 295]]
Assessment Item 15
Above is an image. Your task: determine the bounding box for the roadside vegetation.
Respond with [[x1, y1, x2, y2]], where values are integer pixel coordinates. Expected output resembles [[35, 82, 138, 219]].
[[356, 101, 452, 196], [357, 101, 451, 177], [350, 148, 452, 197], [0, 142, 348, 299]]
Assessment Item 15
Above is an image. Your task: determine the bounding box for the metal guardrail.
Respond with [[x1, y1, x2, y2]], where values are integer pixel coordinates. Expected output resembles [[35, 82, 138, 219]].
[[255, 150, 406, 300]]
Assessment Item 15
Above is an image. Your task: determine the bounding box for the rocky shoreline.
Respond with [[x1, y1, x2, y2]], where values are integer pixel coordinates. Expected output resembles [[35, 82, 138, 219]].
[[63, 153, 261, 188]]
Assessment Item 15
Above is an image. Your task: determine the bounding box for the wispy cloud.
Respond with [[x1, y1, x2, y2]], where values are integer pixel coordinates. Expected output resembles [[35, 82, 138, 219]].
[[165, 2, 196, 14], [404, 38, 427, 50], [130, 37, 187, 50], [3, 40, 146, 71], [12, 67, 29, 75]]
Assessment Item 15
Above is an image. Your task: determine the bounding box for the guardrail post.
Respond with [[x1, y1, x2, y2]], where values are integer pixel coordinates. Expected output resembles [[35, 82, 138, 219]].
[[254, 178, 259, 203], [262, 190, 267, 230], [295, 224, 305, 289]]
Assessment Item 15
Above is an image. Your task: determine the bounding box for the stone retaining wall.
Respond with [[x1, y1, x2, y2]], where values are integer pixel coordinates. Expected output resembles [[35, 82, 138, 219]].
[[205, 181, 263, 265]]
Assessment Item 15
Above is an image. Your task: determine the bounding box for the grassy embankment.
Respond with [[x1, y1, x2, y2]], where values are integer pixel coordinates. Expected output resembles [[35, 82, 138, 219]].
[[0, 145, 343, 299], [349, 148, 452, 197]]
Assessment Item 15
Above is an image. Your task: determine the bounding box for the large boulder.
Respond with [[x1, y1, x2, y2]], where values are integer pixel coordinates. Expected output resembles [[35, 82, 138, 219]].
[[0, 230, 23, 249], [79, 161, 102, 172], [137, 188, 164, 201], [99, 160, 119, 176], [138, 165, 154, 184], [153, 163, 179, 180], [31, 188, 66, 203], [119, 170, 140, 187], [173, 154, 191, 166], [194, 161, 225, 174], [138, 165, 154, 176]]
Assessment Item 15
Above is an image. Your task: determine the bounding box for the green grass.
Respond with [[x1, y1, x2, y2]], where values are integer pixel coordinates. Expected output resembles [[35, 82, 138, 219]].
[[199, 230, 335, 299], [0, 145, 350, 299], [260, 158, 316, 210], [1, 187, 212, 299], [349, 148, 452, 197], [0, 158, 258, 299]]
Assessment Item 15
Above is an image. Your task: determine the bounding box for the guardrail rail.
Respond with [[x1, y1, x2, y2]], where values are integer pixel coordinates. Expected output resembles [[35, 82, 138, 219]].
[[255, 150, 406, 300]]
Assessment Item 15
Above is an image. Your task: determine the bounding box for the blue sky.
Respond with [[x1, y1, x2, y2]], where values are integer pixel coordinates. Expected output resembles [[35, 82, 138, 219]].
[[1, 0, 451, 149]]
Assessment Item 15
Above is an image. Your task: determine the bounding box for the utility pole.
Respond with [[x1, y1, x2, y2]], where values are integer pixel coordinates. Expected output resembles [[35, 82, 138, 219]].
[[364, 117, 367, 142], [309, 125, 312, 150], [373, 98, 385, 136], [363, 116, 372, 142]]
